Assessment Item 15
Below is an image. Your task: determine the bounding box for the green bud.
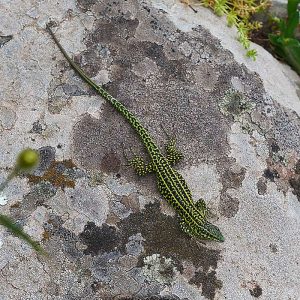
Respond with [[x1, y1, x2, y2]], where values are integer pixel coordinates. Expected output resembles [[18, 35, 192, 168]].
[[16, 149, 40, 172]]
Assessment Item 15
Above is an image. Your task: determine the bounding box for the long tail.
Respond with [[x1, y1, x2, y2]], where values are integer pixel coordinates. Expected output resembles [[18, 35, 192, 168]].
[[47, 24, 159, 155]]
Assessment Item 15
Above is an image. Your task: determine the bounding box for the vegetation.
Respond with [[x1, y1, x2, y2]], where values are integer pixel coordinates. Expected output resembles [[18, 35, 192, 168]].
[[184, 0, 300, 72], [0, 149, 45, 254], [269, 0, 300, 75], [183, 0, 270, 59]]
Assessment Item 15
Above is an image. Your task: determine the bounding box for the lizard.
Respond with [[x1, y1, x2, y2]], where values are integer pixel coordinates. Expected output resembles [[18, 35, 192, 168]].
[[46, 24, 224, 242]]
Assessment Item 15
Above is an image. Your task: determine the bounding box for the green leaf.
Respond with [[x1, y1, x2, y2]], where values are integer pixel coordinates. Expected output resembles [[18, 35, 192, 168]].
[[282, 38, 300, 74], [287, 0, 300, 18], [269, 34, 288, 57], [278, 19, 288, 33], [284, 11, 299, 37], [284, 0, 300, 37], [269, 34, 300, 75]]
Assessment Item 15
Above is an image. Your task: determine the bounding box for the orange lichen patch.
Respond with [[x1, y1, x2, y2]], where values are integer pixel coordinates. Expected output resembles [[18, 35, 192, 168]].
[[10, 201, 21, 208], [42, 230, 51, 241], [27, 159, 76, 190], [60, 159, 77, 169]]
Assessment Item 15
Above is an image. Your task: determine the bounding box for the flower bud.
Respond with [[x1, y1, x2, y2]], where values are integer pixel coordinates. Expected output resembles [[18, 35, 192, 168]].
[[16, 149, 40, 172]]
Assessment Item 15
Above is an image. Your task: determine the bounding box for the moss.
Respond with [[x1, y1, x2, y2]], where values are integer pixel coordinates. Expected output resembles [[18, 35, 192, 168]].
[[219, 89, 255, 120]]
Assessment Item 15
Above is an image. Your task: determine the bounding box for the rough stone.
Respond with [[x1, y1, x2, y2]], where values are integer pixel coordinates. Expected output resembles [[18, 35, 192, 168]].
[[0, 0, 299, 299]]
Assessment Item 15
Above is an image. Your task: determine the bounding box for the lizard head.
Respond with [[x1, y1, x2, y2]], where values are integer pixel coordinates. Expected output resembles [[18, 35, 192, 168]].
[[202, 222, 225, 242]]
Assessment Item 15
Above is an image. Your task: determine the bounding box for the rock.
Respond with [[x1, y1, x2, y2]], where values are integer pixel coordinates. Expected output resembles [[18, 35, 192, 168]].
[[0, 0, 299, 299]]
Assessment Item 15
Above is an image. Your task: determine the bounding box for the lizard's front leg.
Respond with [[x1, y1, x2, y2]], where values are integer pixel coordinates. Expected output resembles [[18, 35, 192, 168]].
[[165, 138, 183, 166]]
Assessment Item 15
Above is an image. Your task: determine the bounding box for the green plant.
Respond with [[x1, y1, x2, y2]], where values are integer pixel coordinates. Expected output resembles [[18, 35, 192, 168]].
[[183, 0, 269, 59], [0, 149, 45, 254], [269, 0, 300, 74]]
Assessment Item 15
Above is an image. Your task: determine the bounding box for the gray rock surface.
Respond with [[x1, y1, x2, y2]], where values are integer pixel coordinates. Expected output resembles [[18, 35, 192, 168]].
[[0, 0, 300, 299]]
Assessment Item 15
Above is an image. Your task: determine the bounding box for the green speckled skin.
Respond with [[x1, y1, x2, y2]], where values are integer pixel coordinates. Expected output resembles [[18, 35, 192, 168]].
[[47, 25, 224, 242]]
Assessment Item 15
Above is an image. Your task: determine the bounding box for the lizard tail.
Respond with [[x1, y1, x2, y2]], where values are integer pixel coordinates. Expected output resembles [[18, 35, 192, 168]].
[[46, 24, 100, 93], [47, 24, 159, 155]]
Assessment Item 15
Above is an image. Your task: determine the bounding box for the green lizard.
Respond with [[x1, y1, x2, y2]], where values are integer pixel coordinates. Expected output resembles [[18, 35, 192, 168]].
[[47, 24, 224, 242]]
